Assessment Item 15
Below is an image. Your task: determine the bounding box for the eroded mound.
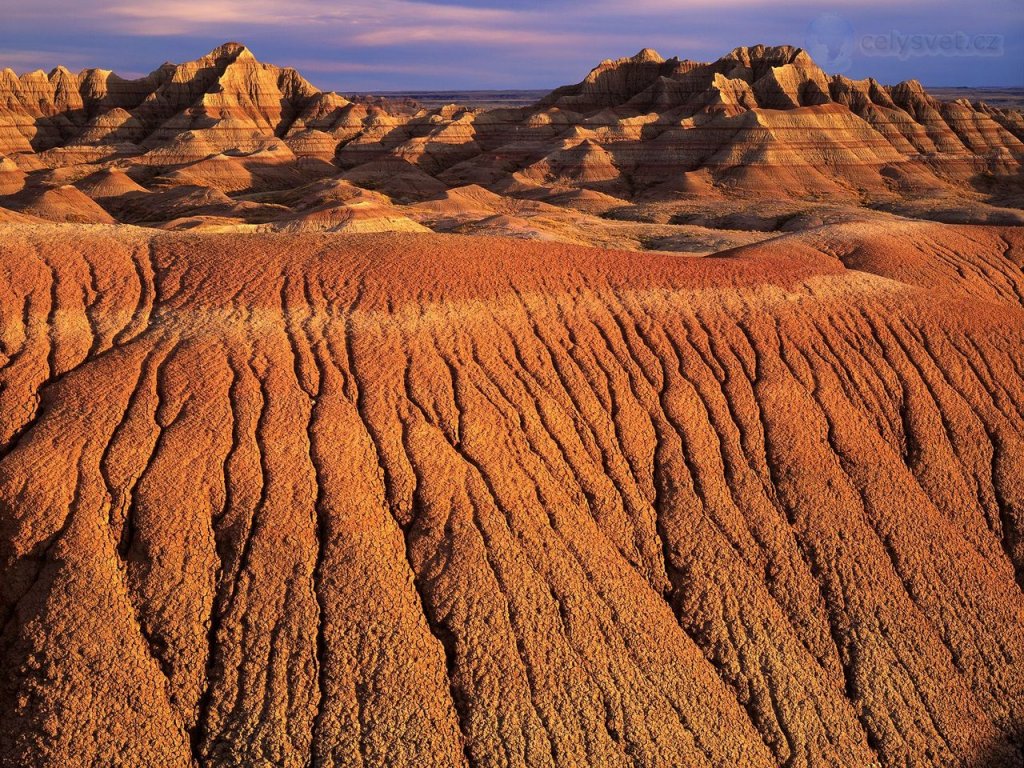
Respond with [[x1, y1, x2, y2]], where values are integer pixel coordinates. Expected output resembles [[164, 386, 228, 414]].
[[0, 222, 1022, 767]]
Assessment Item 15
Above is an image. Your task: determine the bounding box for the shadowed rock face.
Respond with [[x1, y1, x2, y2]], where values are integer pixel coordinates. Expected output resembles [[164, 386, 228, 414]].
[[0, 43, 322, 154], [0, 221, 1022, 767]]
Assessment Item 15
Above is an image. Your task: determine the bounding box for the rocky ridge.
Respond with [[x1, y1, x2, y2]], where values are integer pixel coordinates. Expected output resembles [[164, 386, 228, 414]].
[[0, 44, 1021, 244]]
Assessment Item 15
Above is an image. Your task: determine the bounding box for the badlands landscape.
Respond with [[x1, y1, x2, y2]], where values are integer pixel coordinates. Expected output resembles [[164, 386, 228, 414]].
[[0, 42, 1023, 767]]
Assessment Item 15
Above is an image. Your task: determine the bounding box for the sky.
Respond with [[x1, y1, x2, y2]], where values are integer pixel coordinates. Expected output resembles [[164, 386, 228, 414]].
[[1, 0, 1021, 91]]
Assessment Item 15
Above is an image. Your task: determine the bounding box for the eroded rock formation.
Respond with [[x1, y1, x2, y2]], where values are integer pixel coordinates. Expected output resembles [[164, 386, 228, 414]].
[[0, 44, 1021, 242]]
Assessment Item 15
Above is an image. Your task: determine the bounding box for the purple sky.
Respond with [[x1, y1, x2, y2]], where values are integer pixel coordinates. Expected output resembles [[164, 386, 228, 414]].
[[1, 0, 1021, 91]]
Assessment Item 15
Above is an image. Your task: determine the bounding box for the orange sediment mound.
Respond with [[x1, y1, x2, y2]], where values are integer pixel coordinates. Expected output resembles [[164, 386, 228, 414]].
[[0, 221, 1021, 767]]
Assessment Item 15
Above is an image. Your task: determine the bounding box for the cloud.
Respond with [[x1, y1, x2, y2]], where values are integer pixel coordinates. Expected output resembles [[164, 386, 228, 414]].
[[0, 49, 98, 73], [348, 25, 589, 47], [587, 0, 937, 10], [96, 0, 527, 34], [0, 0, 1019, 88], [287, 58, 468, 77], [86, 0, 603, 55]]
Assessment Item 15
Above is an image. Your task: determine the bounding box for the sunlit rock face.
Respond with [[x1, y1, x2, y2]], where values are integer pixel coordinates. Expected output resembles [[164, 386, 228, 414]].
[[0, 42, 1020, 213]]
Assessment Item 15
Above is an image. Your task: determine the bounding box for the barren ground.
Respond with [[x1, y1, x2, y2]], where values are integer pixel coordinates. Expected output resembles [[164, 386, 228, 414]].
[[0, 221, 1022, 767]]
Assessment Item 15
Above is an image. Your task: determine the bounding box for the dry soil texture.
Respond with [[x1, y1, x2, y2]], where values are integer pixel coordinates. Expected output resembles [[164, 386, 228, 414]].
[[0, 221, 1023, 767]]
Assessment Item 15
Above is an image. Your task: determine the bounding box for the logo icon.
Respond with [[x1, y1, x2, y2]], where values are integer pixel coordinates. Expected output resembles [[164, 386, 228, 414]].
[[804, 14, 856, 73]]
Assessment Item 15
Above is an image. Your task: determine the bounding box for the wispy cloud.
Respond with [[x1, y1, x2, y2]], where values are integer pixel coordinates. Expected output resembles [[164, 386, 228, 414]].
[[0, 0, 1019, 88], [92, 0, 580, 54], [587, 0, 939, 11], [0, 49, 98, 73], [287, 58, 468, 77], [348, 25, 590, 47], [96, 0, 527, 35]]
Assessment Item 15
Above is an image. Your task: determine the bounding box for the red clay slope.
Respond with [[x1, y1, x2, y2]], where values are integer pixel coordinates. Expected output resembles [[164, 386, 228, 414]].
[[0, 222, 1022, 767]]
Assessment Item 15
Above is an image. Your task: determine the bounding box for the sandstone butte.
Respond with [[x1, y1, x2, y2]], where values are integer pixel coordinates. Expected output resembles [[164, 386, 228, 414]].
[[0, 42, 1022, 241], [0, 41, 1022, 768]]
